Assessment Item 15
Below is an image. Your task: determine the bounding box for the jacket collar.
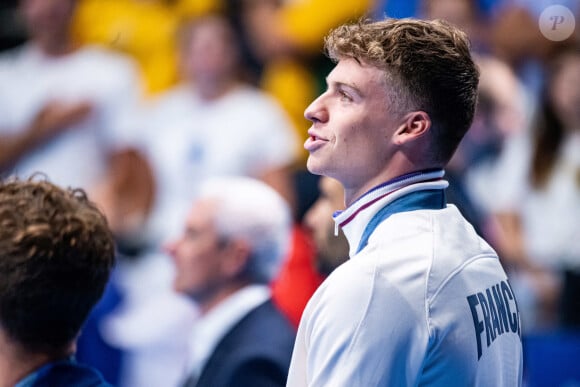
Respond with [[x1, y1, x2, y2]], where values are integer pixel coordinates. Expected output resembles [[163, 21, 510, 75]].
[[333, 169, 448, 257]]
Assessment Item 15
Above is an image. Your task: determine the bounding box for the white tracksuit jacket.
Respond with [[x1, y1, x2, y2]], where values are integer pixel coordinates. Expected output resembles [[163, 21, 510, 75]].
[[287, 170, 523, 386]]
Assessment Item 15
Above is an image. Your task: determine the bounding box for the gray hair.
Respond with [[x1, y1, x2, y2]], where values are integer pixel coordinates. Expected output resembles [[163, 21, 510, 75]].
[[197, 176, 292, 284]]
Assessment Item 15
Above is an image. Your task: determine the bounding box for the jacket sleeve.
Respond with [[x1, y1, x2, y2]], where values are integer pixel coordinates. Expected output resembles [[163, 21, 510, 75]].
[[298, 258, 428, 387]]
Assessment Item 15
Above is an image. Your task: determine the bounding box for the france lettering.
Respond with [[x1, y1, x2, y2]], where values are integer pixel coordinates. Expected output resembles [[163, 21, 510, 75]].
[[467, 280, 521, 360]]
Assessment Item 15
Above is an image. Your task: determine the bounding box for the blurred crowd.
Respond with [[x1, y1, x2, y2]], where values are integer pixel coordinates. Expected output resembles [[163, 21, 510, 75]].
[[0, 0, 579, 386]]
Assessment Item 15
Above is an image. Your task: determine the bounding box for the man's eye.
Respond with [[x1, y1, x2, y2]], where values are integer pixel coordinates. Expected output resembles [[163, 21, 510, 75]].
[[185, 229, 200, 240], [339, 90, 352, 101]]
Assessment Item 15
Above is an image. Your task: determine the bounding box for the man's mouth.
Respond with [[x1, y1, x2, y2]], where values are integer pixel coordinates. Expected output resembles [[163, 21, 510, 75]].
[[304, 133, 327, 152]]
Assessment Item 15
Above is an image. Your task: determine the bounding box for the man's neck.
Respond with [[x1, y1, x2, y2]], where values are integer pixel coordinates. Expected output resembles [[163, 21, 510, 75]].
[[34, 35, 77, 57], [195, 78, 240, 102], [0, 330, 72, 387], [0, 338, 47, 387], [196, 281, 249, 316]]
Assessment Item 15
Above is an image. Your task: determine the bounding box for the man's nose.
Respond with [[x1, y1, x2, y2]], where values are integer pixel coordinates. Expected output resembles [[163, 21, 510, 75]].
[[304, 95, 329, 124]]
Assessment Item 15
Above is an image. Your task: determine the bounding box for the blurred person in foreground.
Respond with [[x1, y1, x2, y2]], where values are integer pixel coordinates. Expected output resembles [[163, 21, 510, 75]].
[[287, 18, 523, 386], [0, 177, 115, 386], [166, 177, 296, 387], [0, 2, 155, 382]]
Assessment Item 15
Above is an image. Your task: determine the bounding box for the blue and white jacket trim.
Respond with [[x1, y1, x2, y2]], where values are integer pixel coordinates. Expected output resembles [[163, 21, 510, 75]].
[[333, 169, 449, 258]]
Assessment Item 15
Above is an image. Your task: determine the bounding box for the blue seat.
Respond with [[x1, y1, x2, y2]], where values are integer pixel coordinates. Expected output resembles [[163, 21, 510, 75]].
[[523, 330, 580, 387]]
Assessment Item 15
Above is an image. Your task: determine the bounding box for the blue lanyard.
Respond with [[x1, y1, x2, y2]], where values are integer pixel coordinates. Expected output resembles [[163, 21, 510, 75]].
[[356, 189, 446, 254]]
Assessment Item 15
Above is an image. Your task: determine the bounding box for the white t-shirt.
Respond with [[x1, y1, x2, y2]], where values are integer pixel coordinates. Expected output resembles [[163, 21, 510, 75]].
[[287, 171, 523, 386], [0, 43, 142, 189], [489, 130, 580, 271], [135, 84, 298, 242]]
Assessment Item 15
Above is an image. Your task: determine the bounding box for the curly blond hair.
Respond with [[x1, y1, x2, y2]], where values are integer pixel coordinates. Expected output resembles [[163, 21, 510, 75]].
[[325, 18, 479, 164]]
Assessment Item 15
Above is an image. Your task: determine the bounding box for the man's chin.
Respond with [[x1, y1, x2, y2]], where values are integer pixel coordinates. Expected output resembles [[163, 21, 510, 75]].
[[306, 158, 326, 176], [173, 281, 190, 296]]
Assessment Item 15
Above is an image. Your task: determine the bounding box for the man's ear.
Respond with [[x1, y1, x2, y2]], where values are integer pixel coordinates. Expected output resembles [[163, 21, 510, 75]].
[[393, 111, 431, 145], [221, 239, 251, 278]]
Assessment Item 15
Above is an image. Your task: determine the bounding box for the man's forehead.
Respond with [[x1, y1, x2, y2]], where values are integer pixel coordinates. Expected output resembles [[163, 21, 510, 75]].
[[327, 59, 387, 89], [187, 199, 217, 224]]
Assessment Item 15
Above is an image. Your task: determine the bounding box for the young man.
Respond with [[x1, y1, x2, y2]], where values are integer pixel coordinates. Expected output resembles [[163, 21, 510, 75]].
[[287, 18, 523, 386], [167, 177, 296, 387], [0, 178, 116, 386]]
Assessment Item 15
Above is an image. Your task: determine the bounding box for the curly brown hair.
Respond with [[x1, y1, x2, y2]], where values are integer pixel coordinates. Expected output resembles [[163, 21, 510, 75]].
[[0, 177, 115, 354], [325, 18, 480, 164]]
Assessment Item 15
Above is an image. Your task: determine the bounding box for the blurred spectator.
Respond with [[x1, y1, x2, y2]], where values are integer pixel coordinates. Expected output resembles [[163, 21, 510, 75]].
[[0, 178, 115, 386], [490, 48, 580, 332], [98, 14, 300, 386], [0, 0, 153, 239], [166, 176, 296, 387], [449, 54, 529, 239], [138, 13, 298, 242]]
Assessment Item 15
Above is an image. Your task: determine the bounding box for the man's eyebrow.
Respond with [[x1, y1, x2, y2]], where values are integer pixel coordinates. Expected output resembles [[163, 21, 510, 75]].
[[185, 225, 198, 235], [325, 78, 364, 97]]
